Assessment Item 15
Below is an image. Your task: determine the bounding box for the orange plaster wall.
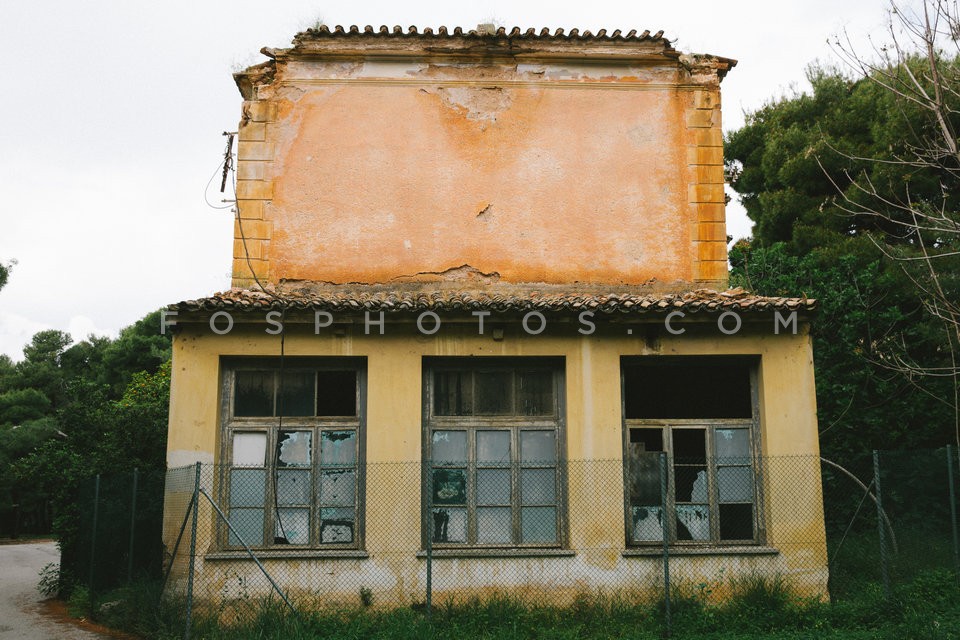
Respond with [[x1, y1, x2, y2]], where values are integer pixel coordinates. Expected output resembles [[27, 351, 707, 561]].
[[234, 55, 730, 288]]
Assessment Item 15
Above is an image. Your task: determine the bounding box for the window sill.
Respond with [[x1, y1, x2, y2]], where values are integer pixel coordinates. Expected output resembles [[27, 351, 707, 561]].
[[416, 548, 576, 559], [622, 546, 779, 557], [205, 549, 370, 561]]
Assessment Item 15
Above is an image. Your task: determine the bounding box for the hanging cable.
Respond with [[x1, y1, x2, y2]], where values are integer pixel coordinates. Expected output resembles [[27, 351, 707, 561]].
[[223, 131, 294, 544]]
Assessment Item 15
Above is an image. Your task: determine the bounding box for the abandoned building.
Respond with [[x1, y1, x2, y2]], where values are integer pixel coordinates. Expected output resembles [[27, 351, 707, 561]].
[[163, 24, 827, 606]]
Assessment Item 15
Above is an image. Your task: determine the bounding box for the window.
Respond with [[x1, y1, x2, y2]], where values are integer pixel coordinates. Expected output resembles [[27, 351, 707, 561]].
[[424, 358, 564, 547], [220, 358, 365, 549], [622, 357, 761, 545]]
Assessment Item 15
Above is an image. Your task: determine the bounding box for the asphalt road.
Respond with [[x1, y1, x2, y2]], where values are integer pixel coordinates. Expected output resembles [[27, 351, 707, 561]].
[[0, 541, 109, 640]]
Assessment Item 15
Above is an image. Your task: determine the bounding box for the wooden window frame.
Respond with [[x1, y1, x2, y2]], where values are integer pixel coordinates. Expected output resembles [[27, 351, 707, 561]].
[[218, 357, 367, 551], [621, 357, 765, 548], [422, 357, 567, 549]]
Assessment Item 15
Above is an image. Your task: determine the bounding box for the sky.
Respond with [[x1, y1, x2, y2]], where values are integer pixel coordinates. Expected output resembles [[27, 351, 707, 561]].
[[0, 0, 891, 361]]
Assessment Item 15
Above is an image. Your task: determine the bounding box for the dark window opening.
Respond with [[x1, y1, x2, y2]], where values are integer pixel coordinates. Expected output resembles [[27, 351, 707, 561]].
[[623, 360, 752, 419], [317, 371, 357, 416]]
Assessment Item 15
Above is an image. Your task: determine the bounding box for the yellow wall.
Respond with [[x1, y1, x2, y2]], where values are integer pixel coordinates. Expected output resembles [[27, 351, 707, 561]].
[[163, 318, 827, 605]]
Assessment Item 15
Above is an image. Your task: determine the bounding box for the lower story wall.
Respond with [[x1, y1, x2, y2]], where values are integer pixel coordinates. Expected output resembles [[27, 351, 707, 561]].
[[163, 320, 828, 610]]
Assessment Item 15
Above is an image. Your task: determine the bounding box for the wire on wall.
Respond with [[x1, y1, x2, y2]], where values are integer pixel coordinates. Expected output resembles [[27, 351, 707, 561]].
[[210, 130, 295, 544]]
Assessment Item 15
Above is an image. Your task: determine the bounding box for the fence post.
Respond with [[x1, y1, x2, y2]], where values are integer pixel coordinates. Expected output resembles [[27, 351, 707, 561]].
[[184, 462, 201, 640], [873, 450, 891, 600], [660, 452, 671, 639], [425, 461, 432, 620], [127, 468, 139, 585], [947, 445, 960, 581], [88, 474, 100, 591]]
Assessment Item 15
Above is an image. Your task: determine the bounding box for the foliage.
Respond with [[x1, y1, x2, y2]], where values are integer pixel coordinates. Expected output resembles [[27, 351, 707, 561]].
[[0, 310, 171, 543], [0, 258, 13, 291], [726, 32, 960, 453], [38, 563, 60, 597], [726, 55, 960, 255], [73, 569, 960, 640], [730, 241, 955, 458]]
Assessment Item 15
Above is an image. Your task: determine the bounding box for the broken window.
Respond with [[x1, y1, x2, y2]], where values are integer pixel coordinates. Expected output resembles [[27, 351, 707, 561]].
[[622, 357, 760, 546], [425, 359, 563, 547], [222, 359, 365, 549]]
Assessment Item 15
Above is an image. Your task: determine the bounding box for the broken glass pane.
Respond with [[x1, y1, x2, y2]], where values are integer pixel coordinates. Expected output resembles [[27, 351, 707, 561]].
[[477, 469, 510, 505], [431, 431, 467, 465], [629, 428, 663, 452], [434, 371, 472, 416], [477, 507, 512, 543], [719, 503, 754, 540], [475, 371, 513, 415], [432, 468, 466, 505], [521, 506, 557, 543], [672, 429, 706, 464], [320, 469, 356, 506], [275, 508, 309, 544], [228, 508, 264, 546], [279, 372, 314, 416], [714, 428, 750, 462], [631, 506, 665, 542], [628, 447, 663, 506], [232, 432, 267, 467], [477, 431, 510, 466], [674, 466, 708, 502], [675, 505, 710, 541], [518, 370, 553, 415], [276, 469, 310, 505], [431, 507, 466, 542], [320, 430, 356, 466], [317, 370, 357, 416], [717, 466, 753, 503], [521, 468, 556, 505], [234, 371, 273, 416], [320, 508, 354, 543], [520, 431, 556, 464], [229, 469, 265, 507], [277, 431, 311, 467]]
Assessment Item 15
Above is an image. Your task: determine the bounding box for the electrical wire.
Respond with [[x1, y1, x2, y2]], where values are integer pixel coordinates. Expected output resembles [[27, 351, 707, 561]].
[[220, 132, 294, 544]]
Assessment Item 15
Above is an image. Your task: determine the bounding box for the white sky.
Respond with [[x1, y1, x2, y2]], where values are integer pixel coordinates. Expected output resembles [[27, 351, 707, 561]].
[[0, 0, 890, 361]]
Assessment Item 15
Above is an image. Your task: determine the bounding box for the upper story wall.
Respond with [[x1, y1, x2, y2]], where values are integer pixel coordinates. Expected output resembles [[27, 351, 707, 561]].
[[231, 26, 735, 290]]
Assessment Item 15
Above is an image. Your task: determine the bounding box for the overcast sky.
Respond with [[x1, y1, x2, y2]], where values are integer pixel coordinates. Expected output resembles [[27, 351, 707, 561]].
[[0, 0, 890, 361]]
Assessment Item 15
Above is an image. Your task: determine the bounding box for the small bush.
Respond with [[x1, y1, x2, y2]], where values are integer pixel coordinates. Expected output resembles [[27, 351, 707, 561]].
[[67, 585, 92, 619], [37, 562, 59, 597], [359, 585, 373, 607]]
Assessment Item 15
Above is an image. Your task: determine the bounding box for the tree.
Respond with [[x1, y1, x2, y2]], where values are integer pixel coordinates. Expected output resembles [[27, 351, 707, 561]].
[[0, 259, 13, 292], [15, 330, 72, 409], [726, 1, 960, 446], [825, 1, 960, 432], [730, 241, 955, 459]]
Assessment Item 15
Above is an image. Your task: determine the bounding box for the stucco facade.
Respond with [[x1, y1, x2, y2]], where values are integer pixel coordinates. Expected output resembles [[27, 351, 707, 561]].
[[164, 25, 827, 608]]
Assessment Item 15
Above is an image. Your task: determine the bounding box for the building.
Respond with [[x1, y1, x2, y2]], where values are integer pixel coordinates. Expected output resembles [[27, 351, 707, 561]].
[[163, 24, 827, 608]]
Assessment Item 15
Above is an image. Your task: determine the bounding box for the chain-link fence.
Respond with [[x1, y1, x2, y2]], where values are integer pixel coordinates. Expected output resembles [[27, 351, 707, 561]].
[[66, 447, 960, 638], [147, 447, 959, 636], [65, 468, 166, 592]]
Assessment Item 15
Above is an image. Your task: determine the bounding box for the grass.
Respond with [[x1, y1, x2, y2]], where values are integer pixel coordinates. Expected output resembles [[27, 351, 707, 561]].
[[69, 568, 960, 640]]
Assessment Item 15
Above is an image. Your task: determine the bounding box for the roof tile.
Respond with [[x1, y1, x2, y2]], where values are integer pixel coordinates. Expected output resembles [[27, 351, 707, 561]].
[[171, 284, 816, 317]]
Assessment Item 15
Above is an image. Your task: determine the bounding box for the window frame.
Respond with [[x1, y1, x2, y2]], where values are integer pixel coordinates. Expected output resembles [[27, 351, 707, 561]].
[[421, 357, 567, 550], [218, 357, 367, 551], [620, 357, 765, 548]]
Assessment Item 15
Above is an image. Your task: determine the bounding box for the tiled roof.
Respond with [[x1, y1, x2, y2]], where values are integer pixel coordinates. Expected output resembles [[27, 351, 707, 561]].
[[172, 285, 816, 316], [293, 24, 671, 45]]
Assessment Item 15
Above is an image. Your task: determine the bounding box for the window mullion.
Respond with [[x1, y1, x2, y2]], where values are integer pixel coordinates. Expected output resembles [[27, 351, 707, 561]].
[[467, 427, 477, 545], [665, 427, 676, 544], [706, 427, 721, 542]]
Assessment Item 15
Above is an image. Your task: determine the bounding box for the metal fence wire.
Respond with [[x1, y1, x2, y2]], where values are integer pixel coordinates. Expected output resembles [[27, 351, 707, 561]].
[[73, 447, 960, 636], [67, 468, 165, 592]]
